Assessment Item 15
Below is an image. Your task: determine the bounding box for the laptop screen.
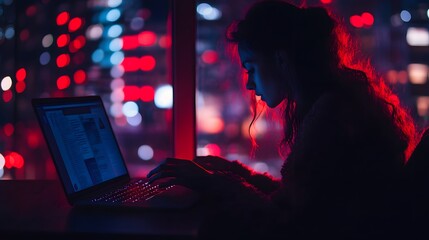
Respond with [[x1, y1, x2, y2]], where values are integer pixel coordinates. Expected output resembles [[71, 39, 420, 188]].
[[33, 96, 128, 195]]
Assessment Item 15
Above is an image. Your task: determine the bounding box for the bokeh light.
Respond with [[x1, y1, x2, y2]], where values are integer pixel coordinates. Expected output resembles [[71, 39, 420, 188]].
[[138, 145, 154, 161], [154, 85, 173, 109]]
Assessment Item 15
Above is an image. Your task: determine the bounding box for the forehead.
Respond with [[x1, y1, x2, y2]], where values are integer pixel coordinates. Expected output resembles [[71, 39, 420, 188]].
[[238, 44, 255, 61]]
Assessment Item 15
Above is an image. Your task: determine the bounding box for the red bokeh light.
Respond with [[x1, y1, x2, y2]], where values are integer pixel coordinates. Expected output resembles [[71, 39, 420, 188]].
[[138, 31, 157, 47], [201, 50, 218, 64], [27, 131, 41, 148], [56, 54, 70, 68], [3, 123, 14, 137], [350, 15, 364, 28], [56, 11, 70, 26], [122, 35, 139, 50], [68, 17, 83, 32], [2, 90, 12, 103], [57, 75, 71, 90], [26, 5, 37, 16], [159, 35, 172, 48], [16, 81, 26, 93], [123, 86, 141, 101], [140, 56, 156, 71], [140, 86, 155, 102], [16, 68, 26, 81], [69, 35, 86, 53], [361, 12, 374, 26], [6, 152, 24, 169], [205, 143, 221, 156], [320, 0, 332, 4], [4, 155, 12, 169], [19, 29, 30, 41], [57, 34, 70, 48], [121, 57, 141, 72], [73, 70, 86, 84]]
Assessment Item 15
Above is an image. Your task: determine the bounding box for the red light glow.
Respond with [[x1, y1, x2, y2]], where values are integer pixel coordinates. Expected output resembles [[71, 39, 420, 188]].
[[57, 34, 70, 48], [320, 0, 332, 4], [140, 56, 156, 71], [20, 29, 30, 41], [69, 35, 86, 53], [350, 15, 364, 28], [2, 90, 12, 103], [16, 82, 26, 93], [68, 17, 83, 32], [4, 155, 12, 169], [16, 68, 26, 81], [361, 12, 374, 26], [26, 5, 37, 16], [138, 31, 157, 47], [5, 152, 24, 169], [201, 50, 218, 64], [140, 86, 155, 102], [205, 143, 221, 156], [350, 13, 374, 28], [123, 86, 141, 101], [27, 131, 41, 148], [3, 123, 14, 137], [57, 75, 71, 90], [73, 70, 86, 84], [122, 35, 140, 50], [159, 35, 172, 48], [121, 57, 141, 72], [56, 54, 70, 68], [56, 11, 70, 26]]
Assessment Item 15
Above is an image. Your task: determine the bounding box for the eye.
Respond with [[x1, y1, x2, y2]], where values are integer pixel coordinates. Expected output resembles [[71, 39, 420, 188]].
[[245, 68, 254, 75]]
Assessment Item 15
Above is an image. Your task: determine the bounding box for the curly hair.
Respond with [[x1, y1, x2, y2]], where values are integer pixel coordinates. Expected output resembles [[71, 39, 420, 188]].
[[226, 0, 417, 160]]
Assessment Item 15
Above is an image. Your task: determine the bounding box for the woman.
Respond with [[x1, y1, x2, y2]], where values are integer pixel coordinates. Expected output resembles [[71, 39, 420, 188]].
[[148, 0, 417, 238]]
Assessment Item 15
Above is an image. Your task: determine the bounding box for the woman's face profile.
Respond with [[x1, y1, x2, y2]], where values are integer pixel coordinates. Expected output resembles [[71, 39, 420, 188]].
[[238, 46, 290, 108]]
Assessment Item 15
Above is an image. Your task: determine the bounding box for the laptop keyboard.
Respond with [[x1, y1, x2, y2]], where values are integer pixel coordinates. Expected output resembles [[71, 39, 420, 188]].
[[91, 179, 174, 204]]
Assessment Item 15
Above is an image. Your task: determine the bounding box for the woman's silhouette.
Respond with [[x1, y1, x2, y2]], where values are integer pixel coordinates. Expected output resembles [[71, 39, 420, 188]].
[[148, 0, 418, 238]]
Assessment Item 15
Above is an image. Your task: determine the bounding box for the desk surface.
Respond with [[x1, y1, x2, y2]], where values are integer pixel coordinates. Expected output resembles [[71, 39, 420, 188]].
[[0, 180, 204, 239]]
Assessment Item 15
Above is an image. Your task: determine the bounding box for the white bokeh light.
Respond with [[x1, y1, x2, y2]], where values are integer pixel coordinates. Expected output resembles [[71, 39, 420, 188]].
[[0, 153, 5, 169], [154, 85, 173, 109], [122, 101, 139, 117], [42, 34, 53, 48], [107, 0, 122, 7], [1, 76, 12, 91], [138, 145, 154, 161], [110, 88, 124, 102], [126, 113, 142, 126], [110, 102, 124, 117], [109, 38, 123, 51], [107, 24, 123, 38], [110, 65, 124, 78], [110, 78, 124, 90], [406, 27, 429, 46], [106, 9, 121, 22], [86, 24, 103, 40]]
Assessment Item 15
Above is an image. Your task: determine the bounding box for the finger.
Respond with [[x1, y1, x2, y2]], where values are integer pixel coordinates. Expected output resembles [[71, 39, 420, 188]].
[[147, 171, 178, 184], [147, 161, 176, 178]]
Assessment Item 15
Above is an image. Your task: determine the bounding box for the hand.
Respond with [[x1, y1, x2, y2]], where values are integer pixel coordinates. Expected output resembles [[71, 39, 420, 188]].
[[147, 158, 214, 191], [194, 155, 233, 172]]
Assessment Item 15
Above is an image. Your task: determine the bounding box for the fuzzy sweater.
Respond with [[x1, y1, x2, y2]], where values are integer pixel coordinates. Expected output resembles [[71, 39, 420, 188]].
[[199, 87, 409, 240]]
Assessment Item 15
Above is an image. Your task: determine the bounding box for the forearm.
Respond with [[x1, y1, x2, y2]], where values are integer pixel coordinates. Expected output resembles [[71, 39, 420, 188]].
[[230, 160, 281, 194]]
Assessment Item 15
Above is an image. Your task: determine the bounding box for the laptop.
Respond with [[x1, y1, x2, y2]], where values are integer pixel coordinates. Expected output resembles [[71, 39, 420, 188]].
[[32, 95, 199, 209]]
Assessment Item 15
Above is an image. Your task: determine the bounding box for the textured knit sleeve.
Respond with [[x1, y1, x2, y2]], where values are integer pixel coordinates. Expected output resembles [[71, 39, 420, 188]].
[[229, 160, 281, 194]]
